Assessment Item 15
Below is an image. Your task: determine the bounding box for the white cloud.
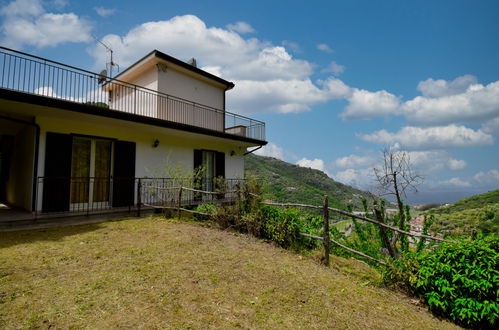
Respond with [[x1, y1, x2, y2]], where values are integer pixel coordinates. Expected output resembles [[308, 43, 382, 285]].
[[322, 61, 345, 76], [334, 154, 375, 169], [417, 74, 478, 98], [333, 168, 374, 189], [473, 169, 499, 183], [88, 15, 354, 115], [404, 80, 499, 125], [0, 0, 92, 49], [226, 21, 255, 34], [338, 75, 499, 126], [359, 125, 494, 149], [440, 177, 472, 187], [0, 0, 43, 16], [403, 151, 466, 172], [296, 158, 325, 172], [481, 117, 499, 135], [94, 7, 116, 17], [447, 159, 467, 171], [253, 142, 285, 160], [317, 43, 334, 53], [341, 89, 401, 120]]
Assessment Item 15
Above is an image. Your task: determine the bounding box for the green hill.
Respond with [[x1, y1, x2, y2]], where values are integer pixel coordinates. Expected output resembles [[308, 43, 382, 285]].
[[244, 154, 376, 210], [427, 189, 499, 235]]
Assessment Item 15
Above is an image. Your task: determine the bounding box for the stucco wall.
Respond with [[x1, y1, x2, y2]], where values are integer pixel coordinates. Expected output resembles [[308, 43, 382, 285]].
[[35, 113, 246, 210], [5, 125, 36, 210], [158, 68, 225, 110], [110, 66, 159, 117]]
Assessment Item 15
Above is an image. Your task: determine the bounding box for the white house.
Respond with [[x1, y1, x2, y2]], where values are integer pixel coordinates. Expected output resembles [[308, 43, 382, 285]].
[[0, 47, 266, 217]]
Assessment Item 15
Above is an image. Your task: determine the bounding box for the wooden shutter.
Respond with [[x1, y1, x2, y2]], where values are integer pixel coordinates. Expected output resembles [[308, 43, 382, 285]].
[[193, 149, 202, 171], [112, 140, 136, 207], [215, 152, 225, 178], [42, 132, 72, 212]]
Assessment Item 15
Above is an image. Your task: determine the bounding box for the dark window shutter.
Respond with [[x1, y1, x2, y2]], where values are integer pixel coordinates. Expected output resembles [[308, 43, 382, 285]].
[[216, 152, 225, 178], [112, 140, 136, 207], [193, 149, 202, 171], [42, 132, 72, 212]]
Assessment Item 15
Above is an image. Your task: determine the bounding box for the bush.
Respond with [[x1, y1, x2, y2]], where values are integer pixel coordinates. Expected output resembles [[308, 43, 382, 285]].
[[384, 235, 499, 328], [193, 204, 217, 221], [260, 206, 302, 249]]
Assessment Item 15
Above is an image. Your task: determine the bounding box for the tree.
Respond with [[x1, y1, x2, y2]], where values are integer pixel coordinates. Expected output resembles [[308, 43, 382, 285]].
[[374, 148, 423, 255]]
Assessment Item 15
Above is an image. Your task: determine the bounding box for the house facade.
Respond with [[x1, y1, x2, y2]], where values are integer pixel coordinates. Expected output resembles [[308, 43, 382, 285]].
[[0, 47, 266, 216]]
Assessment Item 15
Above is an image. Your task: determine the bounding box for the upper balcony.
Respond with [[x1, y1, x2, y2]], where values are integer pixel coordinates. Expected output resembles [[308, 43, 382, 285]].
[[0, 46, 266, 142]]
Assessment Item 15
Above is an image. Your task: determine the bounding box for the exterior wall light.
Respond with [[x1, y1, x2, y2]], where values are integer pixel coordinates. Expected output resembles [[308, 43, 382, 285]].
[[152, 139, 160, 148]]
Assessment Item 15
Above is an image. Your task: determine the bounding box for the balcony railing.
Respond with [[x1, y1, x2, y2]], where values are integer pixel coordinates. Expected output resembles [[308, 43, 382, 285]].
[[35, 176, 245, 217], [0, 46, 265, 141]]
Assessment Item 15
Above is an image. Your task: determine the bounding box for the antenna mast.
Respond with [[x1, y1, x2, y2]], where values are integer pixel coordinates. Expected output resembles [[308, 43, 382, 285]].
[[93, 35, 119, 77]]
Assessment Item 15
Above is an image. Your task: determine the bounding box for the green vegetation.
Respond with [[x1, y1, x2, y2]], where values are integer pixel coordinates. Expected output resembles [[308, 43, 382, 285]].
[[245, 154, 376, 209], [0, 219, 458, 329], [433, 189, 499, 214], [384, 236, 498, 328], [426, 189, 499, 236]]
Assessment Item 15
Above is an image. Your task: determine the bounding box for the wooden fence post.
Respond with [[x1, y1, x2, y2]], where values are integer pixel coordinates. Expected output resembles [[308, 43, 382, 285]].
[[177, 187, 183, 220], [323, 195, 330, 267]]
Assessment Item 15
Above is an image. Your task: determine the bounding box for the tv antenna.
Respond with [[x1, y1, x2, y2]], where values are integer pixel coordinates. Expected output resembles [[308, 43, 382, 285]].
[[93, 35, 119, 79]]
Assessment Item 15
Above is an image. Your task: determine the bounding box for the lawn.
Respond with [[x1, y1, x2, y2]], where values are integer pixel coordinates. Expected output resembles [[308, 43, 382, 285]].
[[0, 218, 458, 329]]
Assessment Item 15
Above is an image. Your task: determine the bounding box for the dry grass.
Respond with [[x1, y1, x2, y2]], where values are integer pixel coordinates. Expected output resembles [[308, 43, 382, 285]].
[[0, 218, 459, 329]]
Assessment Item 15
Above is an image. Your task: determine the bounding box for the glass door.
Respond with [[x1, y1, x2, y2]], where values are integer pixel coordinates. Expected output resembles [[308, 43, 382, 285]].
[[70, 137, 112, 209]]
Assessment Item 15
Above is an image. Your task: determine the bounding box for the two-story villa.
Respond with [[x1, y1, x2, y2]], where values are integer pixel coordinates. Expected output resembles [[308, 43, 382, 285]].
[[0, 47, 266, 218]]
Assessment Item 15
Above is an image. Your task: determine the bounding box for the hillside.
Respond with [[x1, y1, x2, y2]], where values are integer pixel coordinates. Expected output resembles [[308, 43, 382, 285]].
[[244, 154, 376, 209], [426, 189, 499, 235]]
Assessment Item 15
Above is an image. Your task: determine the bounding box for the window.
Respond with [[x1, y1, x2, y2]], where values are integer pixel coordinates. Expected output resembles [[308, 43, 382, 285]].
[[70, 137, 112, 207], [194, 150, 225, 192]]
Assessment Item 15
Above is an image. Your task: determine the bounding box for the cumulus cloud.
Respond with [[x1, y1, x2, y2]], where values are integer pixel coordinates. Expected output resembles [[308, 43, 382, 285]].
[[226, 21, 255, 34], [317, 43, 334, 53], [296, 158, 326, 172], [403, 151, 466, 172], [253, 142, 286, 160], [338, 75, 499, 127], [440, 177, 472, 187], [403, 80, 499, 125], [94, 7, 116, 17], [333, 168, 374, 189], [359, 125, 494, 149], [417, 75, 478, 98], [481, 117, 499, 135], [0, 0, 92, 49], [341, 89, 401, 120], [88, 15, 353, 115], [447, 159, 467, 171], [334, 154, 375, 169], [322, 61, 345, 76], [473, 169, 499, 183]]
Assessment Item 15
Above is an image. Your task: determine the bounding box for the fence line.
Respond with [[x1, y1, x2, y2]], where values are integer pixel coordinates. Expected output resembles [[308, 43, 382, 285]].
[[262, 201, 451, 243], [141, 183, 444, 267]]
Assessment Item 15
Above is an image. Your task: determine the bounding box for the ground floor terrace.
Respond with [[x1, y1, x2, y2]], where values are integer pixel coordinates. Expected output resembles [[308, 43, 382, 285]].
[[0, 96, 257, 223]]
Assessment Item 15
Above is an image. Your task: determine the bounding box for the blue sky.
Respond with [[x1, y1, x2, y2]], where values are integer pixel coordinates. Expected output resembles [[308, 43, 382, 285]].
[[1, 0, 498, 203]]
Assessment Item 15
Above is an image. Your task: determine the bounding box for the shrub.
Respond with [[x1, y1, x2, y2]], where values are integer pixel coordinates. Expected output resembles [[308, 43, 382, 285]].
[[193, 204, 217, 221], [260, 206, 302, 249], [384, 235, 499, 328]]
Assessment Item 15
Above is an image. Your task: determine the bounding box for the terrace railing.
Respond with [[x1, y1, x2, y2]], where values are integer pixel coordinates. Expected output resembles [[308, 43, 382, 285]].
[[0, 46, 265, 141], [35, 176, 245, 217]]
